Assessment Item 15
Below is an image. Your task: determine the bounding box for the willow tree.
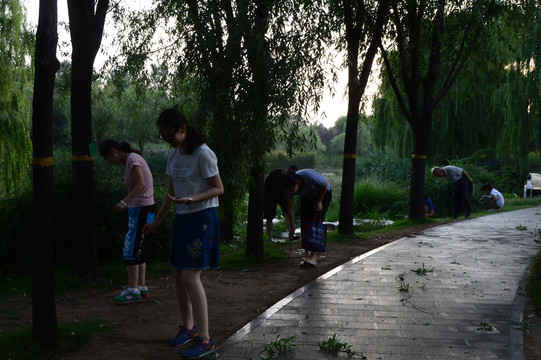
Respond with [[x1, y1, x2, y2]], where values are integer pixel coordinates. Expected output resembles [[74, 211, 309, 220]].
[[0, 0, 33, 195], [110, 1, 331, 259], [239, 0, 333, 259], [373, 1, 538, 182], [67, 0, 109, 280], [492, 0, 541, 173], [379, 0, 495, 220], [31, 0, 60, 346]]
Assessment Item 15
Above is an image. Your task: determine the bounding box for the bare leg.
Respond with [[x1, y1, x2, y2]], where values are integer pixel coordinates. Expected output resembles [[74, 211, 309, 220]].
[[181, 269, 210, 340], [126, 265, 139, 289], [138, 262, 146, 287], [174, 268, 194, 329]]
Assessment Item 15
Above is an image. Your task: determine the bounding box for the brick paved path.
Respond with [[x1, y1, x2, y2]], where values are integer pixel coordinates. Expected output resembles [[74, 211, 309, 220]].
[[217, 206, 541, 359]]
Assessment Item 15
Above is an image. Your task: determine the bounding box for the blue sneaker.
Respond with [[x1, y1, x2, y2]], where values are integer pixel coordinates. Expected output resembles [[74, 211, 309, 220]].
[[181, 337, 215, 359], [170, 325, 198, 347]]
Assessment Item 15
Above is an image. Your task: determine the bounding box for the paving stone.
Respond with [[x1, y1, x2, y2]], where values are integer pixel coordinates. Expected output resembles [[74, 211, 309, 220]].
[[217, 207, 541, 359]]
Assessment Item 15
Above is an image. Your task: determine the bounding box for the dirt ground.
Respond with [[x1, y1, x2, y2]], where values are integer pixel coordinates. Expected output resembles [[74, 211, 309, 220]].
[[2, 222, 540, 359]]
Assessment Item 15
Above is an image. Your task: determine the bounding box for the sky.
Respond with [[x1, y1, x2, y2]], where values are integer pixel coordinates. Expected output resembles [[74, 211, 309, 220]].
[[23, 1, 380, 129]]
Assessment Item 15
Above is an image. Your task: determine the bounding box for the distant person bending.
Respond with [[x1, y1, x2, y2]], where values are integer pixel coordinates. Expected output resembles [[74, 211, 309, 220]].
[[425, 195, 435, 218], [480, 183, 504, 211], [264, 166, 298, 242], [432, 165, 474, 219], [280, 169, 331, 268]]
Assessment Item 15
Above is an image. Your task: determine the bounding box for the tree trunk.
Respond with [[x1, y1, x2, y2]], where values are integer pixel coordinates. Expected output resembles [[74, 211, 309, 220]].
[[71, 58, 98, 279], [245, 159, 265, 260], [31, 0, 60, 346], [408, 156, 427, 220], [337, 0, 361, 236], [243, 0, 269, 260], [219, 213, 234, 244], [67, 0, 108, 280], [338, 84, 361, 235], [338, 0, 390, 235], [408, 115, 431, 220]]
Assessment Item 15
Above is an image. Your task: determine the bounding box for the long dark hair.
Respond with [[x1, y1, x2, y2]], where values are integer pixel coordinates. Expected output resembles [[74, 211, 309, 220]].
[[157, 108, 206, 154], [99, 140, 141, 156]]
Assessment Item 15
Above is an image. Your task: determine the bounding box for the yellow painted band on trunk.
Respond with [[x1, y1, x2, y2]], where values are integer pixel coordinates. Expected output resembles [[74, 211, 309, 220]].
[[33, 157, 54, 167], [412, 154, 427, 159], [344, 154, 356, 159]]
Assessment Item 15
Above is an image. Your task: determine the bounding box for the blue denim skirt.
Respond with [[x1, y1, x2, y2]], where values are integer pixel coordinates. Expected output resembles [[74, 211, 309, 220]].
[[169, 208, 220, 270]]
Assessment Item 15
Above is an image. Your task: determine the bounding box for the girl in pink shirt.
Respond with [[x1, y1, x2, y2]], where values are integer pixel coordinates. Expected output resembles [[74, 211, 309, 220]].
[[100, 140, 155, 304]]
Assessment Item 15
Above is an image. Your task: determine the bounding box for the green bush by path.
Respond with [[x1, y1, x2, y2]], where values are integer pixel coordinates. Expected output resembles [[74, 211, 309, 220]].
[[357, 150, 411, 184], [353, 176, 409, 219], [0, 148, 173, 276]]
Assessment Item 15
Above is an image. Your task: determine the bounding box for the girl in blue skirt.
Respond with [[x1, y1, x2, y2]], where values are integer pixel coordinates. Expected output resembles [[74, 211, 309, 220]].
[[143, 109, 223, 359]]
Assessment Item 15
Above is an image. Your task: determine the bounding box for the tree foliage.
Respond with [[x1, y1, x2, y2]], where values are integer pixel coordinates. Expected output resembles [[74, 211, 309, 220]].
[[373, 1, 540, 179], [92, 73, 171, 150], [108, 1, 333, 255], [374, 0, 495, 220], [0, 0, 34, 195]]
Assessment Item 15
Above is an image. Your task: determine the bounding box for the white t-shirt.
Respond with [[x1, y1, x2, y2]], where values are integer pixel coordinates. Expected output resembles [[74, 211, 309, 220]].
[[165, 144, 220, 214], [491, 188, 504, 208]]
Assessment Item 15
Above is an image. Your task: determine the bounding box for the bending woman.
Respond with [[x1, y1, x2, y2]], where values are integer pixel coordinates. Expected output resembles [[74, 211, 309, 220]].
[[99, 140, 155, 304], [280, 169, 331, 268]]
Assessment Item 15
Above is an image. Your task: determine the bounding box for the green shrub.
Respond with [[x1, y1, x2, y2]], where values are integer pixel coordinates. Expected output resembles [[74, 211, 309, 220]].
[[426, 160, 510, 217], [316, 154, 343, 171], [0, 150, 173, 276], [143, 142, 170, 185], [358, 150, 410, 184], [353, 177, 408, 219], [424, 172, 453, 218], [0, 185, 33, 275]]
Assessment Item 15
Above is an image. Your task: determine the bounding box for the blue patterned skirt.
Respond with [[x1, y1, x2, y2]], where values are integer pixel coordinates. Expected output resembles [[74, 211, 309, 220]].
[[169, 208, 220, 270]]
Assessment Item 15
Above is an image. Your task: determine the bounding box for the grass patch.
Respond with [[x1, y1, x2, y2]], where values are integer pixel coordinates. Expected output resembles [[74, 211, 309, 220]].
[[0, 261, 173, 299], [503, 196, 541, 211], [0, 273, 32, 298], [219, 242, 288, 271], [0, 318, 117, 360], [326, 228, 356, 243]]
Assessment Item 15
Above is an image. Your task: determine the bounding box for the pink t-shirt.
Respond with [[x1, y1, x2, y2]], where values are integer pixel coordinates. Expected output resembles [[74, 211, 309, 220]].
[[124, 153, 154, 207]]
